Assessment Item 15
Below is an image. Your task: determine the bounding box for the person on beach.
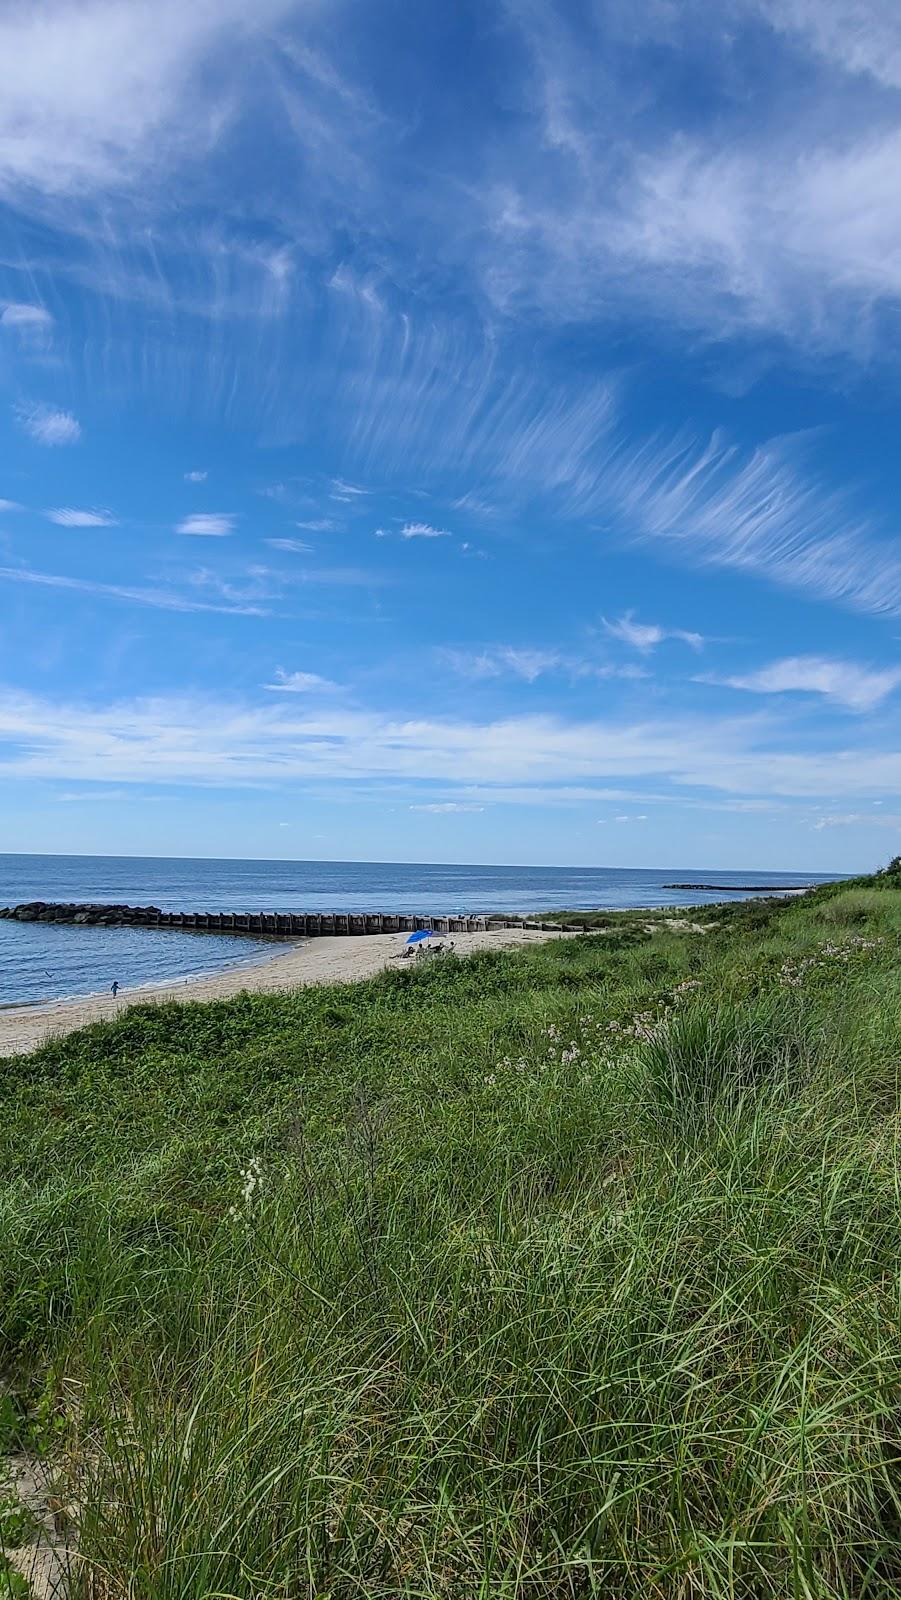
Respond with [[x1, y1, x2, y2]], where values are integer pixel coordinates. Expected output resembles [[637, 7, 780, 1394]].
[[111, 981, 119, 998]]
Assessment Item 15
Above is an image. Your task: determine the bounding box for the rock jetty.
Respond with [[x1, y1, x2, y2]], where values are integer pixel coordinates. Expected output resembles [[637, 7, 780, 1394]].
[[0, 902, 571, 937], [663, 883, 814, 893]]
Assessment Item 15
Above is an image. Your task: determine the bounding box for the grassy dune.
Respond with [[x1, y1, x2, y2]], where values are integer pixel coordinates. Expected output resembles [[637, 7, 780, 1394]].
[[1, 868, 901, 1597]]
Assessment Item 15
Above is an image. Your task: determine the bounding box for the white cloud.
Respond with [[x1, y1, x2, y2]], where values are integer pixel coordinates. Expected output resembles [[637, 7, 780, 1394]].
[[613, 814, 648, 823], [264, 668, 339, 693], [0, 500, 22, 513], [296, 518, 338, 531], [55, 788, 127, 803], [613, 131, 901, 350], [0, 0, 297, 200], [442, 646, 563, 682], [1, 303, 53, 341], [440, 645, 650, 683], [1, 686, 900, 801], [401, 521, 451, 539], [813, 812, 901, 830], [747, 0, 901, 91], [705, 656, 901, 712], [0, 564, 267, 616], [46, 507, 118, 527], [16, 404, 81, 446], [410, 802, 485, 813], [285, 565, 384, 587], [185, 565, 276, 608], [265, 537, 313, 553], [184, 469, 207, 482], [175, 512, 235, 537], [603, 612, 703, 652], [472, 784, 668, 806], [378, 522, 452, 540], [477, 0, 901, 358], [331, 478, 369, 499]]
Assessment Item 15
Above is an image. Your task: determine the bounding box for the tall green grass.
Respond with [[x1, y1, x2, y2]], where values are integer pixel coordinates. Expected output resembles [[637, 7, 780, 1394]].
[[1, 882, 900, 1596]]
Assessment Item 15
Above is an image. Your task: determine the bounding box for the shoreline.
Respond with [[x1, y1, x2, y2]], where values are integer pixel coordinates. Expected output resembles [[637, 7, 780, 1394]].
[[0, 936, 303, 1014], [0, 927, 567, 1058]]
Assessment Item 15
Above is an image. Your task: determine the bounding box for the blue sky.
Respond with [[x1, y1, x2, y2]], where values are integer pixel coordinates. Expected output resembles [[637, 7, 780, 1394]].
[[0, 0, 900, 871]]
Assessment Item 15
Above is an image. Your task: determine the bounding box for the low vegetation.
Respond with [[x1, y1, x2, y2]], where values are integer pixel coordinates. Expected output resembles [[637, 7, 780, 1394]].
[[1, 863, 900, 1597]]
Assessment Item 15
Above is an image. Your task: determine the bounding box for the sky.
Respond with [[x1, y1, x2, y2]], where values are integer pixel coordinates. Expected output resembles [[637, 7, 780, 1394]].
[[0, 0, 900, 871]]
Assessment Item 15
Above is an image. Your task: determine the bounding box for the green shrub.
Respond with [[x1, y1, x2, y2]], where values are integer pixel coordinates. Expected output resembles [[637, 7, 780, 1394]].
[[637, 995, 807, 1114], [821, 887, 884, 923]]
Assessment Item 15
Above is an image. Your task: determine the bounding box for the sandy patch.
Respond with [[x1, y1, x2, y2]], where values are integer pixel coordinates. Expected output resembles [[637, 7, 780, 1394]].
[[0, 928, 567, 1058], [2, 1453, 73, 1599]]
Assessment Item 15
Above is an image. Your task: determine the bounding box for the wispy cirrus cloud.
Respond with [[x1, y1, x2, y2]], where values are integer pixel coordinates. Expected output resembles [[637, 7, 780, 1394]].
[[1, 0, 900, 706], [288, 566, 385, 587], [474, 0, 901, 360], [184, 565, 277, 609], [439, 645, 648, 684], [603, 612, 703, 653], [265, 538, 313, 554], [597, 431, 901, 619], [248, 291, 901, 620], [175, 512, 235, 537], [16, 403, 81, 446], [6, 205, 892, 623], [0, 565, 267, 616], [331, 479, 369, 501], [0, 499, 22, 513], [3, 0, 900, 390], [46, 507, 118, 527], [813, 811, 901, 830], [441, 647, 563, 683], [184, 469, 207, 482], [701, 656, 901, 712]]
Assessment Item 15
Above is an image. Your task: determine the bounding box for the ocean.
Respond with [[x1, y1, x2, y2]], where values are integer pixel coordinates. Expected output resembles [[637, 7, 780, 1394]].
[[0, 854, 843, 1008]]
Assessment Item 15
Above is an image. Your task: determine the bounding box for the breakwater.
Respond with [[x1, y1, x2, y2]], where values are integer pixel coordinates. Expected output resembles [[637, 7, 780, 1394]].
[[664, 883, 813, 893], [0, 902, 571, 936]]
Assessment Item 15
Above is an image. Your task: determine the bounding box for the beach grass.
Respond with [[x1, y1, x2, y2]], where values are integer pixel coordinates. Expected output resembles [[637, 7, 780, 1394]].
[[1, 865, 900, 1596]]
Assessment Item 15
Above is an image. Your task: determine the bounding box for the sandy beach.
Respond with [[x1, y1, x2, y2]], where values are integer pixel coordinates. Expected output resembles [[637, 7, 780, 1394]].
[[0, 927, 566, 1058]]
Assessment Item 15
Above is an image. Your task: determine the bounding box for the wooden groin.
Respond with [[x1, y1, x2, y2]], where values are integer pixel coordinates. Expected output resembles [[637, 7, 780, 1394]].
[[0, 902, 571, 936]]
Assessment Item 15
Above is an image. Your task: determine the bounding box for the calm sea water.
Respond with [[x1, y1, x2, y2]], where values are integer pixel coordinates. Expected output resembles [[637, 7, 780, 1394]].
[[0, 854, 843, 1008]]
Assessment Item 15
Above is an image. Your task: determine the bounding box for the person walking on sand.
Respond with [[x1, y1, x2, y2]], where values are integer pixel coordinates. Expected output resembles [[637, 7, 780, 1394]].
[[111, 980, 119, 999]]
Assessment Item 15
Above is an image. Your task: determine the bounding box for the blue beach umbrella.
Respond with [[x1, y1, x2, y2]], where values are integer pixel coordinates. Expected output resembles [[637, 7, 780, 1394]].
[[406, 929, 434, 945]]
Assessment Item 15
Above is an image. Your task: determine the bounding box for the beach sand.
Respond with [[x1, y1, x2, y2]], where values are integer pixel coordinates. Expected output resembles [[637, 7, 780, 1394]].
[[0, 928, 567, 1058]]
